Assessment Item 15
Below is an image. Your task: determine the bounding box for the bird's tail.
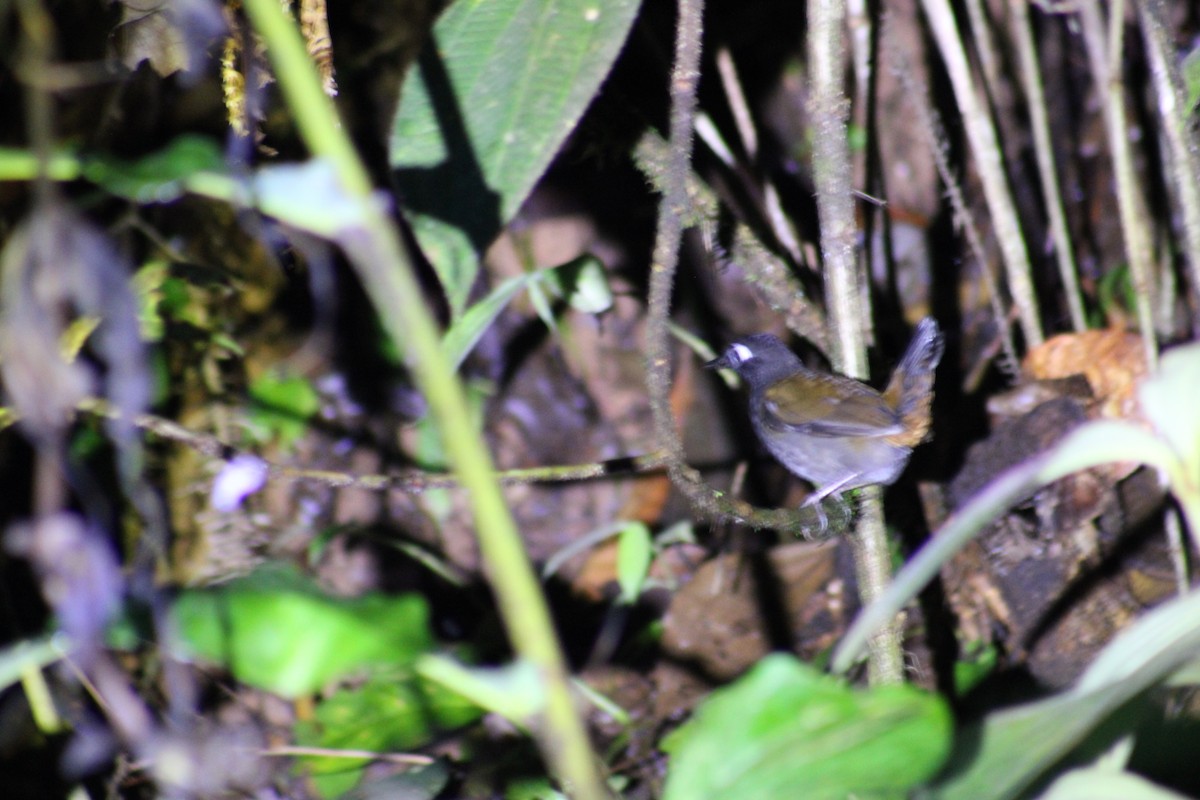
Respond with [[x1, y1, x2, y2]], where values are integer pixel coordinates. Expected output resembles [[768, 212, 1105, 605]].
[[883, 318, 945, 446]]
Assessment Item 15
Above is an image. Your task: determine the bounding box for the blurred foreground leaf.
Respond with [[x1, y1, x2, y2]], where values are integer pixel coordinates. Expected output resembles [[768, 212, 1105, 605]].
[[296, 672, 479, 798], [245, 369, 321, 447], [930, 585, 1200, 799], [661, 655, 951, 799], [83, 135, 228, 202], [171, 564, 434, 697]]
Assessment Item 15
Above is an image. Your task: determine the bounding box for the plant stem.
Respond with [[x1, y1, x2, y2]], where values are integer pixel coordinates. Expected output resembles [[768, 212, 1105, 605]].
[[1010, 0, 1086, 332], [1136, 0, 1200, 335], [920, 0, 1043, 348], [1078, 0, 1158, 369], [240, 2, 607, 797], [808, 0, 903, 684]]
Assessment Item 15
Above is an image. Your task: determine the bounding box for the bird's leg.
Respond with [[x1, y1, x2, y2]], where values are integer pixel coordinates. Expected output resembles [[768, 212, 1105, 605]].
[[801, 499, 829, 533], [802, 473, 860, 507], [800, 475, 863, 535]]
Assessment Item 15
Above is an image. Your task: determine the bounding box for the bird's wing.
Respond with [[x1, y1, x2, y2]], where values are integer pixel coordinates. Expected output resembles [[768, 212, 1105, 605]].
[[763, 378, 904, 437]]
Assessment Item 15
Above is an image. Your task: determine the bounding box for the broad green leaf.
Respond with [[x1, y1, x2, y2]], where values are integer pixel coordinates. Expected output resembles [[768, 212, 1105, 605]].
[[247, 159, 377, 238], [416, 654, 545, 726], [171, 564, 434, 697], [953, 641, 998, 697], [931, 587, 1200, 800], [295, 671, 478, 798], [390, 0, 641, 316], [545, 254, 612, 314], [181, 157, 380, 241], [0, 146, 82, 181], [662, 655, 951, 800]]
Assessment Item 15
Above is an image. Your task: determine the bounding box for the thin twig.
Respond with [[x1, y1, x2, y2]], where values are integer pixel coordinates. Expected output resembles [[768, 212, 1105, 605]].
[[259, 746, 434, 764], [72, 398, 673, 490], [641, 2, 827, 537], [634, 133, 830, 357]]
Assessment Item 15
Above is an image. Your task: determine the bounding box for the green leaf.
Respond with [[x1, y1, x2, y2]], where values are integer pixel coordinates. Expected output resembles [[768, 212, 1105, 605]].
[[82, 135, 228, 203], [931, 587, 1200, 800], [544, 254, 612, 315], [0, 146, 82, 182], [171, 564, 434, 697], [0, 635, 61, 693], [390, 0, 641, 316], [953, 641, 998, 697], [416, 654, 545, 726], [132, 260, 169, 341], [662, 655, 951, 800], [1138, 340, 1200, 493], [616, 521, 652, 605], [440, 272, 539, 370], [295, 672, 478, 798], [246, 369, 321, 446], [248, 159, 374, 238], [439, 255, 613, 370], [177, 156, 379, 242], [526, 277, 557, 332], [1183, 42, 1200, 114], [1036, 769, 1192, 800]]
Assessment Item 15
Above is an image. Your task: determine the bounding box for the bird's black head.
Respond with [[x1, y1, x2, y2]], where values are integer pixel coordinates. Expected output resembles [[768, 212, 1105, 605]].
[[706, 334, 806, 389]]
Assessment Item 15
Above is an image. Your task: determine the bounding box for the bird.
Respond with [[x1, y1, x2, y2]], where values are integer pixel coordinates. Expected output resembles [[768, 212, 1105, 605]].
[[707, 318, 944, 512]]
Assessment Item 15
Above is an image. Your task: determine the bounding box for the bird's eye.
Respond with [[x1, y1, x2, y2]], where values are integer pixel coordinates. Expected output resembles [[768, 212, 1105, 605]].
[[730, 342, 754, 363]]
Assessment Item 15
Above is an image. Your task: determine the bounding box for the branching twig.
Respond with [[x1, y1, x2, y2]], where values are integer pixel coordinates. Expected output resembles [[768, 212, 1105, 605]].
[[641, 1, 828, 538], [634, 133, 830, 357]]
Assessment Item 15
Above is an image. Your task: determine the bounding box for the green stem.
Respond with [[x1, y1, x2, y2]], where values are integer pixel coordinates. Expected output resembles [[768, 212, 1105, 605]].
[[240, 2, 607, 797]]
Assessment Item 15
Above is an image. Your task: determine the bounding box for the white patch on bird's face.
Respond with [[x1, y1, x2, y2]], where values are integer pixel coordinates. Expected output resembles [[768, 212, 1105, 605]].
[[730, 342, 755, 364]]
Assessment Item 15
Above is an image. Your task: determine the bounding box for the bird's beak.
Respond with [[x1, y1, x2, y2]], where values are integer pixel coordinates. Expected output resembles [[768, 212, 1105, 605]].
[[705, 352, 731, 370]]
